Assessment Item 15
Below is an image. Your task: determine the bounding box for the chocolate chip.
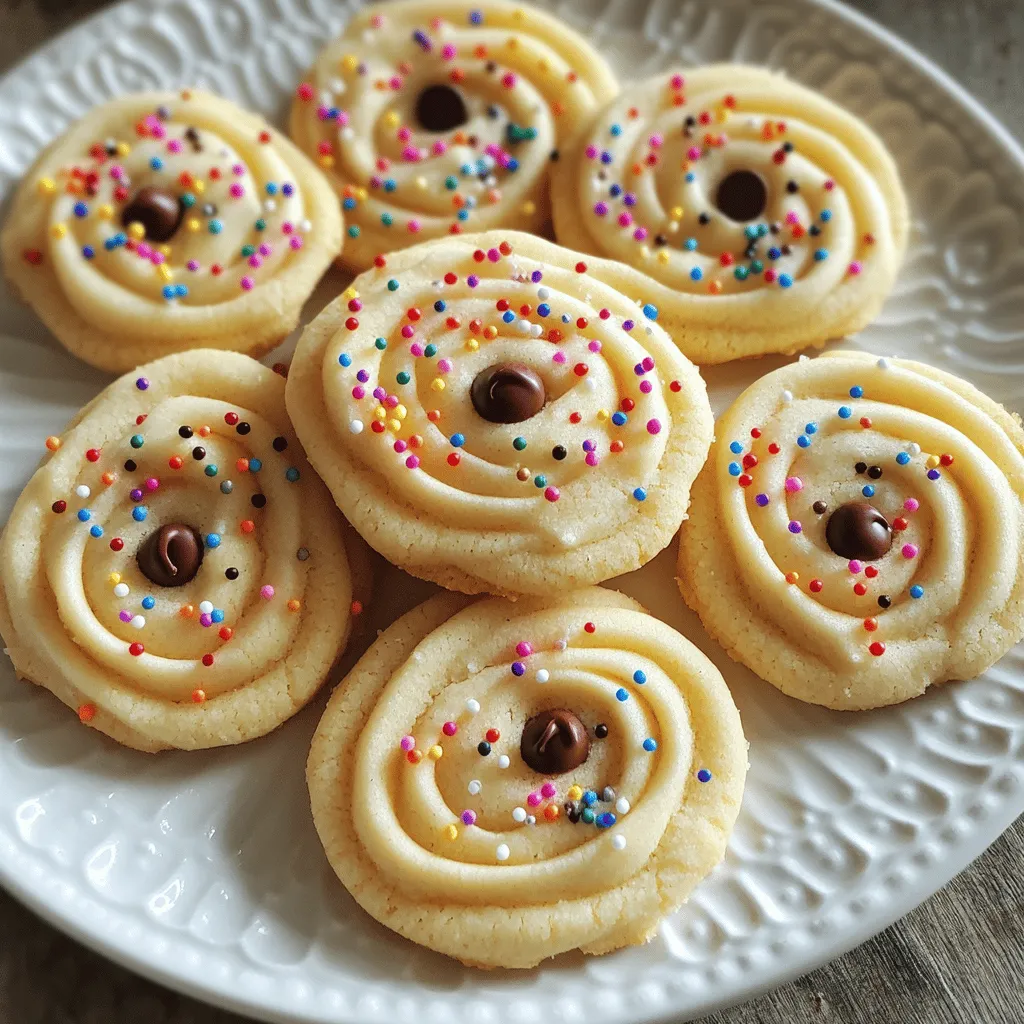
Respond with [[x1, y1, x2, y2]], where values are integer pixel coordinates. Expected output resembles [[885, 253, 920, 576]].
[[471, 363, 546, 423], [521, 709, 590, 775], [121, 186, 184, 242], [825, 502, 893, 561], [137, 524, 204, 587], [715, 169, 768, 221]]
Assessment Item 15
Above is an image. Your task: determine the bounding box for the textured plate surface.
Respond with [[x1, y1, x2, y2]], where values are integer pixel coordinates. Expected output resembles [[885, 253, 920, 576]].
[[1, 0, 1023, 1022]]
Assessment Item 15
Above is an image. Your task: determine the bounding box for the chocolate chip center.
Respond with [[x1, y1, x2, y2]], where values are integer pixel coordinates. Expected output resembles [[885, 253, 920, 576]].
[[136, 524, 204, 587], [715, 169, 768, 222], [121, 186, 185, 243], [415, 84, 468, 133], [470, 362, 546, 423], [825, 502, 893, 561], [521, 709, 590, 775]]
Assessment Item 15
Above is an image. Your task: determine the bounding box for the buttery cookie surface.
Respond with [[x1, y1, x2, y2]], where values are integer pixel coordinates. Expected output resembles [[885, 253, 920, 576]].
[[1, 90, 342, 372], [286, 230, 714, 597], [289, 0, 618, 271], [0, 351, 368, 752], [307, 587, 746, 968], [678, 352, 1024, 709], [551, 66, 909, 362]]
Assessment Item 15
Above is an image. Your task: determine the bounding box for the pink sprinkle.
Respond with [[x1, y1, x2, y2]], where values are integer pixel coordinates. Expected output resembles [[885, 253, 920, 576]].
[[150, 251, 165, 266], [385, 395, 399, 409], [848, 261, 863, 275], [904, 498, 920, 512], [785, 211, 800, 225], [186, 259, 200, 271], [370, 13, 383, 28], [902, 544, 918, 559], [585, 145, 599, 159], [639, 380, 653, 394], [167, 139, 183, 154], [408, 219, 421, 233], [585, 452, 599, 466], [240, 276, 254, 291], [352, 386, 365, 399], [229, 183, 244, 198], [400, 735, 415, 751], [260, 585, 275, 600], [649, 133, 664, 148], [501, 72, 517, 88], [282, 222, 294, 234], [646, 419, 662, 435], [248, 255, 262, 268], [337, 111, 350, 127], [297, 83, 314, 101], [410, 343, 424, 357], [406, 455, 420, 469], [634, 227, 648, 241], [370, 175, 383, 190], [687, 146, 702, 160], [432, 140, 447, 156], [617, 212, 633, 227], [437, 358, 453, 373], [527, 791, 542, 808], [232, 163, 245, 176], [541, 782, 556, 799], [824, 179, 836, 191], [119, 610, 132, 623], [258, 243, 272, 257], [599, 308, 611, 320], [670, 74, 685, 89], [394, 440, 407, 453], [110, 165, 124, 180], [442, 721, 458, 737], [199, 613, 212, 627], [553, 351, 566, 364], [145, 477, 159, 491], [388, 75, 402, 90], [397, 127, 411, 143], [848, 560, 863, 574], [544, 486, 560, 502], [516, 642, 533, 657], [137, 243, 152, 258], [588, 340, 602, 353], [642, 356, 655, 371], [401, 145, 421, 162], [486, 248, 501, 262], [401, 325, 415, 338], [784, 476, 803, 493], [441, 42, 457, 59]]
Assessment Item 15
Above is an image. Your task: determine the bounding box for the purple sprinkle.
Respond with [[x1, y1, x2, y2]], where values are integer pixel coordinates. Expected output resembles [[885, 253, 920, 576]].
[[467, 274, 479, 288], [622, 319, 635, 331], [199, 613, 213, 627], [531, 270, 543, 282], [130, 488, 143, 502], [135, 377, 150, 391], [356, 369, 370, 383], [119, 610, 132, 623], [511, 661, 526, 676], [788, 521, 802, 534], [582, 439, 595, 452], [755, 493, 770, 507], [461, 810, 477, 826], [373, 386, 387, 401]]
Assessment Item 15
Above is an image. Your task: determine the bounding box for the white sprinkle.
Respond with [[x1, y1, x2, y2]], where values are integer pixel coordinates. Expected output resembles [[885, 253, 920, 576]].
[[530, 324, 543, 338], [130, 615, 145, 629], [299, 219, 313, 233], [798, 354, 809, 363], [582, 378, 596, 392], [495, 843, 510, 861], [526, 815, 536, 825], [615, 797, 631, 815], [466, 661, 479, 674], [877, 357, 889, 369], [517, 319, 531, 335], [512, 806, 527, 822], [497, 755, 510, 769], [468, 779, 482, 795], [328, 77, 345, 94], [535, 668, 550, 683], [75, 485, 91, 499], [340, 127, 354, 141], [199, 601, 214, 615], [909, 443, 921, 456], [554, 639, 568, 651], [349, 420, 364, 434], [465, 698, 480, 714], [263, 199, 277, 213], [782, 389, 793, 403], [319, 89, 333, 105], [537, 287, 550, 300], [668, 220, 679, 233], [113, 583, 129, 598], [612, 834, 627, 851]]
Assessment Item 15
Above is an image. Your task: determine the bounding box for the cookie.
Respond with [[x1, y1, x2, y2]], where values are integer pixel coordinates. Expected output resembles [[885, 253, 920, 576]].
[[289, 0, 617, 271], [308, 587, 746, 968], [551, 66, 909, 363], [1, 90, 342, 373], [678, 351, 1024, 709], [0, 351, 370, 752], [286, 230, 714, 597]]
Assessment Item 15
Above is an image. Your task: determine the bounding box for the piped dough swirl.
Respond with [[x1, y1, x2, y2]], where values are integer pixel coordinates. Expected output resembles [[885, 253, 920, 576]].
[[289, 0, 618, 271], [552, 66, 909, 362], [307, 588, 746, 967], [0, 351, 364, 751], [678, 351, 1024, 709], [1, 90, 342, 372], [286, 231, 714, 597]]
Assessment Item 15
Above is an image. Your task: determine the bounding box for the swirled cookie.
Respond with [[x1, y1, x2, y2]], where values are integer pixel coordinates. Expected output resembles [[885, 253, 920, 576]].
[[0, 351, 370, 751], [678, 351, 1024, 709], [1, 90, 342, 373], [308, 587, 746, 967], [286, 230, 714, 597], [551, 66, 909, 362], [289, 0, 617, 271]]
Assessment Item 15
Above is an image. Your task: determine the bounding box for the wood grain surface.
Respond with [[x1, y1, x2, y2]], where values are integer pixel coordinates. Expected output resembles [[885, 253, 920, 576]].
[[1, 1, 1022, 1022]]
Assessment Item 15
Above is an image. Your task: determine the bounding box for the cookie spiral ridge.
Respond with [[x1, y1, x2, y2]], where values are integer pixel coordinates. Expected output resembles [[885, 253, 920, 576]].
[[289, 0, 617, 270], [552, 66, 909, 362], [679, 351, 1024, 708], [0, 352, 358, 751], [286, 231, 713, 596], [308, 589, 746, 967]]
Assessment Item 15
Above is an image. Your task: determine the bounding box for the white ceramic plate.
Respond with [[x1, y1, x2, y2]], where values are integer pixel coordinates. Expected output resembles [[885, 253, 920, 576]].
[[1, 0, 1022, 1021]]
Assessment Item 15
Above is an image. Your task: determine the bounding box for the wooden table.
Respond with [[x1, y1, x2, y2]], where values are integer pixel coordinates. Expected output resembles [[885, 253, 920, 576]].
[[1, 1, 1022, 1022]]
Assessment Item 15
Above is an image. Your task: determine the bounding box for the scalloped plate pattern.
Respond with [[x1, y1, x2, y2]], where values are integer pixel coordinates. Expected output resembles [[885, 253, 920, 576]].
[[0, 0, 1022, 1022]]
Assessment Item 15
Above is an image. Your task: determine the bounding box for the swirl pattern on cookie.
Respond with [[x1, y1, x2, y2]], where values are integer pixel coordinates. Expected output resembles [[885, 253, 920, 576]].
[[551, 66, 909, 362], [1, 90, 342, 372], [307, 588, 746, 967], [286, 231, 714, 597], [289, 0, 617, 271], [0, 351, 366, 751], [678, 351, 1024, 709]]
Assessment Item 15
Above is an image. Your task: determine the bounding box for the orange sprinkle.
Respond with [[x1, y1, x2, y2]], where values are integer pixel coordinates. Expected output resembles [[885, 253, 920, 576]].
[[287, 599, 301, 612], [45, 436, 61, 452], [240, 519, 255, 534], [77, 703, 96, 724], [351, 600, 364, 616], [544, 804, 560, 821], [180, 604, 195, 618], [191, 689, 206, 704]]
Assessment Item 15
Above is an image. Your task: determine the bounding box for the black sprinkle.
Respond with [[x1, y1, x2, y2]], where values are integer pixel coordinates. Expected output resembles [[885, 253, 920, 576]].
[[812, 500, 828, 515], [878, 595, 892, 609], [178, 425, 193, 438], [552, 445, 567, 461], [786, 180, 799, 193], [124, 459, 137, 472], [867, 465, 883, 479], [698, 212, 711, 225], [782, 141, 795, 152], [192, 446, 206, 461], [272, 436, 288, 452], [236, 422, 251, 435], [855, 462, 868, 474], [225, 567, 239, 580], [595, 723, 608, 739], [477, 741, 491, 756], [251, 494, 267, 508]]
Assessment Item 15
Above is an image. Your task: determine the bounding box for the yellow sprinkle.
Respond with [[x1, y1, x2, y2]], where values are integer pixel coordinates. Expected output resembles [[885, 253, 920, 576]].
[[388, 418, 402, 432], [319, 155, 335, 169], [157, 265, 173, 282], [430, 378, 446, 392], [192, 179, 205, 194], [395, 404, 408, 420], [926, 454, 940, 469], [37, 177, 56, 195], [521, 200, 536, 216], [716, 106, 730, 122], [127, 222, 146, 240], [50, 223, 67, 240], [657, 249, 671, 265], [465, 338, 480, 352], [568, 785, 583, 801], [355, 186, 368, 201], [597, 409, 609, 421], [384, 110, 400, 128], [427, 744, 443, 760], [342, 54, 358, 72], [158, 245, 172, 257], [671, 206, 683, 220], [638, 245, 651, 260], [97, 203, 114, 220], [108, 572, 121, 585], [483, 325, 498, 341], [116, 142, 131, 156], [287, 598, 301, 612], [415, 176, 427, 190], [444, 824, 459, 841], [186, 217, 201, 233], [374, 406, 387, 421]]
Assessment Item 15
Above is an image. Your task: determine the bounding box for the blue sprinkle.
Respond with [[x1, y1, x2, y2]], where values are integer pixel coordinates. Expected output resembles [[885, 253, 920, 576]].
[[142, 596, 155, 610], [73, 201, 88, 218], [632, 487, 647, 501], [457, 208, 470, 221], [862, 484, 876, 497], [285, 468, 300, 482], [697, 769, 712, 783], [434, 300, 446, 312], [450, 433, 465, 447], [537, 303, 550, 317], [132, 506, 148, 522], [174, 284, 188, 298], [610, 123, 622, 136], [511, 661, 525, 677], [779, 273, 794, 288], [342, 197, 356, 210], [805, 422, 818, 434], [643, 738, 658, 752], [615, 688, 629, 702], [265, 182, 279, 195], [469, 9, 483, 24], [927, 468, 941, 480], [89, 525, 103, 538], [849, 385, 864, 398], [820, 209, 833, 222], [910, 585, 925, 599], [896, 452, 911, 465], [149, 156, 163, 170], [204, 464, 218, 477], [797, 435, 811, 448], [767, 247, 781, 260], [208, 219, 223, 234], [728, 462, 742, 476], [211, 609, 225, 623], [814, 248, 829, 261], [248, 458, 262, 472], [684, 238, 698, 251], [583, 790, 598, 806], [729, 441, 743, 454], [633, 670, 647, 685], [383, 179, 397, 192], [744, 225, 758, 241], [690, 267, 703, 281], [162, 285, 176, 300], [206, 533, 221, 548], [642, 303, 658, 320], [838, 406, 852, 419], [502, 310, 515, 323], [82, 246, 96, 260], [507, 158, 519, 172], [685, 171, 695, 182], [339, 353, 352, 367], [611, 412, 627, 426]]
